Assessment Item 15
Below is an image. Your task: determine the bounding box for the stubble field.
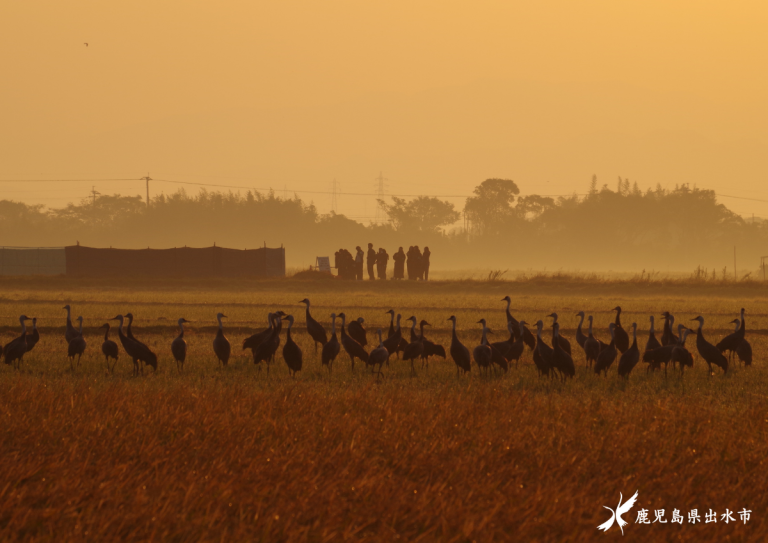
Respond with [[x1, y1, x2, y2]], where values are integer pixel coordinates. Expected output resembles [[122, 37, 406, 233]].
[[0, 275, 766, 542]]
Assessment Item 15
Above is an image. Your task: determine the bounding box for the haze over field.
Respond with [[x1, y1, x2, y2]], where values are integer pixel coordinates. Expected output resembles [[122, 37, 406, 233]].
[[1, 1, 767, 272]]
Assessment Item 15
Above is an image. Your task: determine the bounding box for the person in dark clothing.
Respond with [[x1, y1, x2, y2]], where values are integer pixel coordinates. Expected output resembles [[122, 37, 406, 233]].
[[377, 248, 389, 280], [422, 246, 431, 281], [355, 246, 364, 281], [413, 246, 424, 280], [337, 248, 355, 279], [366, 243, 377, 280], [393, 247, 406, 279], [406, 246, 415, 280]]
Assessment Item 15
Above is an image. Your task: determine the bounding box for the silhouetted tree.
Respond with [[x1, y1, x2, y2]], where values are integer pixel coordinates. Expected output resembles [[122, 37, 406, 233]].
[[463, 178, 520, 236], [377, 196, 459, 233]]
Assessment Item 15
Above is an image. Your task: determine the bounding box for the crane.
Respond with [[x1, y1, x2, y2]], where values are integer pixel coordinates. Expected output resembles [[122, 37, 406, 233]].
[[212, 313, 231, 367], [551, 322, 575, 380], [338, 312, 368, 370], [368, 329, 390, 379], [25, 317, 40, 353], [447, 315, 471, 376], [100, 323, 119, 373], [533, 320, 554, 378], [321, 313, 341, 374], [67, 316, 87, 370], [594, 323, 617, 377], [692, 316, 728, 376], [299, 298, 328, 352], [171, 318, 189, 372], [547, 313, 572, 354], [612, 306, 630, 353], [617, 323, 640, 379], [63, 305, 78, 343], [282, 315, 303, 377], [3, 315, 32, 369], [472, 319, 493, 375]]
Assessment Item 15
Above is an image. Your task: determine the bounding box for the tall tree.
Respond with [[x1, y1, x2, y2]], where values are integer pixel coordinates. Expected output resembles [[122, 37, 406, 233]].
[[463, 178, 520, 236], [377, 196, 459, 233]]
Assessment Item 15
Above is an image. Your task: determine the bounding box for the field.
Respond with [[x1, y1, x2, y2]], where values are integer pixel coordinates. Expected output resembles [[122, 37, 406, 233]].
[[1, 275, 767, 542]]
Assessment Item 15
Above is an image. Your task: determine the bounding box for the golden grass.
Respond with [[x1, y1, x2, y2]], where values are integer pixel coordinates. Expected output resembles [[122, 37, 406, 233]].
[[0, 276, 767, 541]]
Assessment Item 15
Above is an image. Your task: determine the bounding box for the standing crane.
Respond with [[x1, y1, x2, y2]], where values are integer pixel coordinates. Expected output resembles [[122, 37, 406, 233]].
[[642, 324, 687, 376], [243, 313, 275, 353], [67, 316, 87, 370], [250, 313, 283, 374], [661, 312, 678, 346], [727, 319, 752, 366], [582, 315, 601, 368], [594, 323, 617, 377], [386, 309, 397, 338], [3, 315, 32, 369], [282, 315, 303, 378], [551, 323, 575, 380], [547, 313, 572, 354], [472, 319, 493, 375], [100, 323, 119, 373], [368, 329, 390, 379], [617, 323, 640, 379], [63, 305, 78, 343], [670, 328, 694, 376], [212, 312, 231, 367], [502, 295, 535, 349], [299, 298, 327, 352], [716, 308, 747, 364], [575, 311, 587, 349], [612, 306, 630, 353], [418, 320, 446, 370], [111, 314, 156, 376], [338, 312, 369, 370], [321, 313, 341, 374], [25, 317, 40, 352], [121, 313, 157, 374], [645, 316, 662, 352], [348, 317, 367, 347], [382, 313, 403, 360], [447, 315, 471, 376], [692, 316, 728, 376], [171, 318, 189, 372], [402, 316, 425, 376], [533, 320, 554, 378], [505, 321, 527, 368]]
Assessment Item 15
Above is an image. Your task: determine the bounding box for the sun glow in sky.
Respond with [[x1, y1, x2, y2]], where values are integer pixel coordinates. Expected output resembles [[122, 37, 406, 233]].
[[1, 1, 767, 218]]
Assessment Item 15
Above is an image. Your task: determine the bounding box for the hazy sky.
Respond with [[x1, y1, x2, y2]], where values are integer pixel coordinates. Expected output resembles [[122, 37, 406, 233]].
[[1, 1, 767, 220]]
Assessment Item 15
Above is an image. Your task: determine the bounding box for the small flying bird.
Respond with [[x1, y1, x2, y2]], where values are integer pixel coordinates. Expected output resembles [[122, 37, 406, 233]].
[[84, 43, 89, 47]]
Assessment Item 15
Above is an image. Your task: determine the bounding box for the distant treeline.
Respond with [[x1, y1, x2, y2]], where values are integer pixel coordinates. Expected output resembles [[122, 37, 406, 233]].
[[1, 178, 766, 272]]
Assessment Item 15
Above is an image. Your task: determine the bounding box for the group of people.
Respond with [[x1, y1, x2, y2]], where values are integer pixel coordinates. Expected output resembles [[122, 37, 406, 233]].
[[334, 243, 431, 280]]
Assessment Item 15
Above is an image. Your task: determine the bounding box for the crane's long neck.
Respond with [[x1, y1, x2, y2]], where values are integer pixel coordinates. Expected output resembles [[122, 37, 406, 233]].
[[451, 319, 457, 335], [65, 307, 71, 320], [410, 320, 417, 335], [588, 317, 593, 336], [179, 320, 185, 336], [536, 324, 543, 340], [389, 312, 394, 326], [649, 316, 655, 334], [331, 316, 336, 336], [104, 326, 110, 341], [32, 319, 37, 331], [733, 321, 740, 332], [577, 313, 584, 329], [217, 315, 223, 330], [632, 324, 637, 342], [78, 319, 83, 333], [378, 329, 384, 346], [615, 309, 621, 325], [340, 314, 346, 331], [519, 322, 525, 339], [395, 315, 401, 332], [20, 319, 27, 335], [287, 318, 294, 331], [481, 325, 489, 345], [505, 298, 511, 313], [419, 322, 425, 339], [116, 317, 124, 333], [681, 329, 690, 345]]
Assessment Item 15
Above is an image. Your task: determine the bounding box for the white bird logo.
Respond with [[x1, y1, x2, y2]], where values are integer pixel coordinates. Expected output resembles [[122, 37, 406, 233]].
[[597, 491, 639, 535]]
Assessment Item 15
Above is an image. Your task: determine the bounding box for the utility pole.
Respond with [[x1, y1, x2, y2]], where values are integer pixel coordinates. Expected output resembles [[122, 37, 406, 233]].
[[141, 174, 152, 209], [90, 186, 101, 207], [331, 178, 339, 213], [373, 171, 388, 225], [734, 246, 737, 280]]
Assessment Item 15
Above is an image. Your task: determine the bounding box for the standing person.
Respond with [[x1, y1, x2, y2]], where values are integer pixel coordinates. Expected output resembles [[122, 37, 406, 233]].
[[393, 247, 406, 279], [355, 246, 364, 281], [413, 246, 424, 280], [422, 246, 431, 281], [366, 243, 377, 280], [406, 246, 415, 280], [377, 248, 389, 280]]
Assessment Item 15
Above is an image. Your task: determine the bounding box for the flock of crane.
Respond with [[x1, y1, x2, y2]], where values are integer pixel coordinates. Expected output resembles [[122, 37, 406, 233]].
[[1, 297, 751, 380]]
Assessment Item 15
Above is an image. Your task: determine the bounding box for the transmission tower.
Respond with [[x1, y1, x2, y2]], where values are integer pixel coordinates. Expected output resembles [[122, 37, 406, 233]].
[[90, 186, 101, 207], [373, 171, 388, 225]]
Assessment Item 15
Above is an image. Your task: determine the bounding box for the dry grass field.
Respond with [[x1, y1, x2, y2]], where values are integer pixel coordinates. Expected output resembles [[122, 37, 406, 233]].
[[1, 275, 767, 542]]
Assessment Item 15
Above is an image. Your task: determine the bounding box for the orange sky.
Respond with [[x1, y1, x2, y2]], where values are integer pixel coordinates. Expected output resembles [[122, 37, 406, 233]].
[[1, 1, 767, 219]]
